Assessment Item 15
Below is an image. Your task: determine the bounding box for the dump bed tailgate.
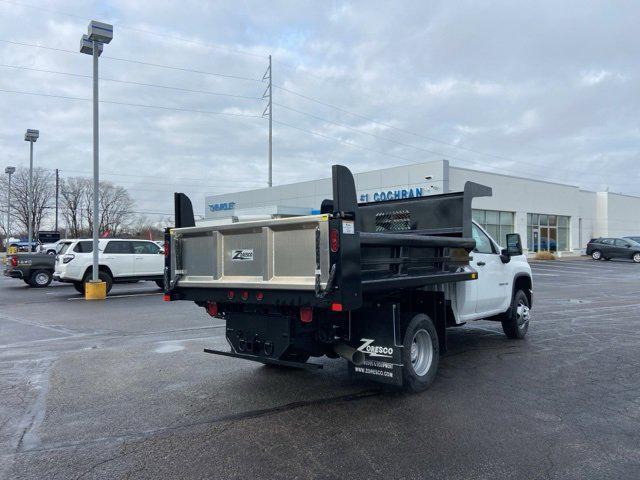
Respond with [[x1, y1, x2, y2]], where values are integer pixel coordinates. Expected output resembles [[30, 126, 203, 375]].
[[170, 214, 331, 290]]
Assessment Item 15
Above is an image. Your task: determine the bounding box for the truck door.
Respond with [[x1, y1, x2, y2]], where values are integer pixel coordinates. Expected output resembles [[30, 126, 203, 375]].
[[132, 241, 163, 275], [471, 224, 508, 314]]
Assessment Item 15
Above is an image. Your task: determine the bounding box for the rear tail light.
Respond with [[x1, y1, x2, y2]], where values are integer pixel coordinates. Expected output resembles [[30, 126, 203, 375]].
[[10, 255, 18, 267], [228, 290, 235, 300], [330, 228, 340, 253], [300, 306, 313, 323], [62, 254, 75, 264], [331, 303, 343, 312], [163, 294, 171, 302], [164, 239, 170, 257], [241, 291, 249, 301], [206, 302, 218, 316], [256, 291, 264, 301]]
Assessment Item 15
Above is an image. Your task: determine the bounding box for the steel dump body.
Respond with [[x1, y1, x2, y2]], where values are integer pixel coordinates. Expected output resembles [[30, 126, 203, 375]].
[[170, 214, 331, 291]]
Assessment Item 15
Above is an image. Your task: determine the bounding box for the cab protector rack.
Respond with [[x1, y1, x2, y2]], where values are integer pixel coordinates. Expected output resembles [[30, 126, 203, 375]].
[[164, 165, 492, 390]]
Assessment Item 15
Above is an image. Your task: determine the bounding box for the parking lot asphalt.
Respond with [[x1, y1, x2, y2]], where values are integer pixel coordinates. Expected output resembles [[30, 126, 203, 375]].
[[1, 258, 639, 479]]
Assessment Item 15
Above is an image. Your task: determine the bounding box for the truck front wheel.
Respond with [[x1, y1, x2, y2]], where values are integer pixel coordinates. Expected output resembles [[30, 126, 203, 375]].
[[402, 314, 439, 392], [501, 290, 531, 339]]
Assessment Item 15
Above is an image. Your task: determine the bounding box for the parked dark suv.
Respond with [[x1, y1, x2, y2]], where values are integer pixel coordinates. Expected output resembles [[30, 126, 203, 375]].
[[586, 238, 640, 263]]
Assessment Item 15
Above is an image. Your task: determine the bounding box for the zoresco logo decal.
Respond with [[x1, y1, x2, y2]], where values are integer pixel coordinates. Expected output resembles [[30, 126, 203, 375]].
[[357, 338, 394, 358], [231, 249, 253, 261]]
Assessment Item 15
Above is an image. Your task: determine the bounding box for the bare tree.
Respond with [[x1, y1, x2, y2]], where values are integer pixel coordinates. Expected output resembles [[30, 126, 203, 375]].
[[62, 177, 134, 237], [60, 177, 89, 238], [0, 167, 54, 236]]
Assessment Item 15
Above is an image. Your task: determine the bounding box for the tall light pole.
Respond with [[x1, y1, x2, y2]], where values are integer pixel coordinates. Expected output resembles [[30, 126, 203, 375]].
[[4, 166, 15, 246], [80, 20, 112, 294], [24, 129, 39, 250]]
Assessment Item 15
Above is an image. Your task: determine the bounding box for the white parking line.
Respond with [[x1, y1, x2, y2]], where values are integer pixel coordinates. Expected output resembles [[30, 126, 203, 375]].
[[67, 292, 162, 301]]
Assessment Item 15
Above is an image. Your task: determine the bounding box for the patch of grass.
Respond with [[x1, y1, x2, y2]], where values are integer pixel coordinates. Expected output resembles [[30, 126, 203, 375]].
[[534, 251, 556, 260]]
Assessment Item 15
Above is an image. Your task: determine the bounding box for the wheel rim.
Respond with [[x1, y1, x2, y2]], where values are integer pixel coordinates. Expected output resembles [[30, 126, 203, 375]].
[[410, 329, 434, 377], [634, 253, 640, 263], [516, 302, 531, 330], [35, 273, 49, 285], [592, 251, 601, 259]]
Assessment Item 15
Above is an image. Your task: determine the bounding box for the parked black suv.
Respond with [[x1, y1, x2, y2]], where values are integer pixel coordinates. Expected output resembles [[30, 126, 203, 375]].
[[586, 238, 640, 263]]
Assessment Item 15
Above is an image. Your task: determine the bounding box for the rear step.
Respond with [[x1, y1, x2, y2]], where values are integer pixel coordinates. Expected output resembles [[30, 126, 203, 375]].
[[203, 348, 323, 370]]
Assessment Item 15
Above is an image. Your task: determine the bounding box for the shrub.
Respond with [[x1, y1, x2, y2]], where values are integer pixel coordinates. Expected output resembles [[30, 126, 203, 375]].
[[534, 251, 556, 260]]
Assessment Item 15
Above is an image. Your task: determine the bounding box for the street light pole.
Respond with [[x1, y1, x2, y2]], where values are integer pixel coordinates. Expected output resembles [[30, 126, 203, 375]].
[[24, 129, 39, 251], [80, 21, 112, 292], [91, 38, 99, 282], [4, 166, 15, 245]]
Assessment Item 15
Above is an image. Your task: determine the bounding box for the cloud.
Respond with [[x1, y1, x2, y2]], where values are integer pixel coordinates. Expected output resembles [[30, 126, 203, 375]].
[[0, 0, 638, 226]]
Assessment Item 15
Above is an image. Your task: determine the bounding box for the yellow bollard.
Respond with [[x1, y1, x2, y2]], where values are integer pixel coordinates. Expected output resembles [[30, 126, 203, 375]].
[[85, 280, 107, 300]]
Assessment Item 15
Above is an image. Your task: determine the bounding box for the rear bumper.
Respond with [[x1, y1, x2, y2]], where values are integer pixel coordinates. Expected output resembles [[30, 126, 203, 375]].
[[3, 269, 23, 279]]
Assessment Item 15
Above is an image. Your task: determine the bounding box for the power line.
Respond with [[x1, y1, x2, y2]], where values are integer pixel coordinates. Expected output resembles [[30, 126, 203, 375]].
[[0, 39, 262, 82], [0, 88, 261, 118], [0, 64, 261, 100], [274, 101, 639, 185], [271, 120, 640, 189], [0, 0, 268, 61], [274, 83, 617, 180]]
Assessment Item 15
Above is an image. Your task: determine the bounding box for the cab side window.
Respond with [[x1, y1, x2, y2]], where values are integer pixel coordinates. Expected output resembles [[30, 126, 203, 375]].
[[472, 224, 495, 254]]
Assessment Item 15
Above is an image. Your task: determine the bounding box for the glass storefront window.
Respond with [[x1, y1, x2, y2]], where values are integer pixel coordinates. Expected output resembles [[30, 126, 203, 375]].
[[472, 209, 514, 245], [527, 213, 570, 251]]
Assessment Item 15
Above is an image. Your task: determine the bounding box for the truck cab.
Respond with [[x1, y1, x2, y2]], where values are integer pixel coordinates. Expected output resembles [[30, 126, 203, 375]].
[[453, 221, 532, 327]]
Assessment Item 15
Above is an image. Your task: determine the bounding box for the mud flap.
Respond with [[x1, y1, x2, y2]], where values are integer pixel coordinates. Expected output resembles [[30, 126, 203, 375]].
[[348, 303, 404, 387]]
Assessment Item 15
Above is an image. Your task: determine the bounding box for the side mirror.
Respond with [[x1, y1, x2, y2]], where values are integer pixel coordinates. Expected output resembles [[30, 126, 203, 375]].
[[505, 233, 523, 256]]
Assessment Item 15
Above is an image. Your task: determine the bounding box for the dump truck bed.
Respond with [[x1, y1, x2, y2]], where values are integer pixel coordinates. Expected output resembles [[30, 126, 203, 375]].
[[170, 214, 331, 291]]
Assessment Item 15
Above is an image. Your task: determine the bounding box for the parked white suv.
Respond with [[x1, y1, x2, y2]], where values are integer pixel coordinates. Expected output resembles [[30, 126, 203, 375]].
[[54, 239, 164, 294]]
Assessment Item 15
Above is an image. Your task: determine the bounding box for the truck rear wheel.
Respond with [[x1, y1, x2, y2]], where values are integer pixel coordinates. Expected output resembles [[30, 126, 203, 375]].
[[29, 270, 52, 288], [402, 314, 439, 392], [501, 290, 530, 339]]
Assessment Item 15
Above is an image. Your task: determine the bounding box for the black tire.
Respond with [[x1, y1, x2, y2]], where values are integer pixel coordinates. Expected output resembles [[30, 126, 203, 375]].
[[501, 290, 531, 339], [81, 270, 113, 294], [29, 269, 52, 288], [632, 252, 640, 263], [603, 257, 611, 261], [401, 314, 439, 393], [155, 280, 164, 289], [73, 282, 85, 294], [591, 250, 602, 260]]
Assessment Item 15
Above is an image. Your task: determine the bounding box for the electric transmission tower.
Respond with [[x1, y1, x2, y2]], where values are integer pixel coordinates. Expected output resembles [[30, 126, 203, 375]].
[[262, 55, 273, 187]]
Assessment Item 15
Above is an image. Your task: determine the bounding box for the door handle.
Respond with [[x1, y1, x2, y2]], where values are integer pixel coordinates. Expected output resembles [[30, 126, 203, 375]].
[[477, 261, 486, 266]]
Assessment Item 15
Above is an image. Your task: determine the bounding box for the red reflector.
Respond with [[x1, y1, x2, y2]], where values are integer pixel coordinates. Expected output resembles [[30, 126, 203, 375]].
[[163, 294, 171, 302], [241, 291, 249, 301], [331, 303, 343, 312], [206, 302, 218, 316], [300, 307, 313, 323], [11, 256, 18, 267], [330, 228, 340, 253], [228, 290, 235, 300], [256, 291, 264, 301]]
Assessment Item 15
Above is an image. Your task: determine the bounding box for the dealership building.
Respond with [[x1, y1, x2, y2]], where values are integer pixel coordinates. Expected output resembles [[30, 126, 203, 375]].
[[204, 160, 640, 254]]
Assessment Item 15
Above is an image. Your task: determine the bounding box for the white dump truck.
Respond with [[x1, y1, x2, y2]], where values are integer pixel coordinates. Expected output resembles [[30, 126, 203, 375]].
[[163, 165, 532, 392]]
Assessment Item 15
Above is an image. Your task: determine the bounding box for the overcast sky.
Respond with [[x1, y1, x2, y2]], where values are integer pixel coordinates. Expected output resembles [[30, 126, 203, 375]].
[[1, 0, 638, 222]]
